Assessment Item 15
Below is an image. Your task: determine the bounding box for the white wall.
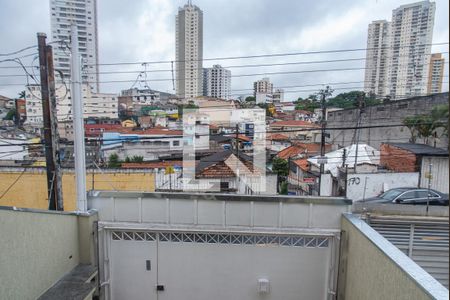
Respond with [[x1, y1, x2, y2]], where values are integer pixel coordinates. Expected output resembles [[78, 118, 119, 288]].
[[346, 172, 419, 201], [420, 156, 449, 194]]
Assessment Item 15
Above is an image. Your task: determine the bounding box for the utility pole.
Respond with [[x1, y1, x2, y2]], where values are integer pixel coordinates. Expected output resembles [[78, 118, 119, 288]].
[[70, 23, 88, 212], [318, 86, 333, 196], [426, 163, 432, 215], [353, 93, 365, 171], [342, 148, 347, 197], [37, 32, 63, 210]]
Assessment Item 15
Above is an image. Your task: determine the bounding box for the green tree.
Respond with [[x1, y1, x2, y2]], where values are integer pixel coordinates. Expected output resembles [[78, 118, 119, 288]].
[[108, 153, 122, 168], [325, 90, 381, 109], [402, 105, 448, 144], [124, 156, 131, 163], [245, 96, 256, 102], [431, 104, 449, 137], [272, 157, 289, 177], [280, 181, 288, 195], [294, 99, 321, 112], [18, 90, 25, 99], [131, 155, 144, 163], [3, 108, 16, 121]]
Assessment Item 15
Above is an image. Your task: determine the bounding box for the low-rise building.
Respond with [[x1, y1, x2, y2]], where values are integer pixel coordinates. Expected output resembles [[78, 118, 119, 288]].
[[381, 143, 449, 193], [269, 120, 321, 141], [102, 128, 184, 161]]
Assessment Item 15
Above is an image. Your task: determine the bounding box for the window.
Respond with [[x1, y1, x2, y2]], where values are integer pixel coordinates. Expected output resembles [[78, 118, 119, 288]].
[[220, 182, 229, 190], [173, 141, 180, 146]]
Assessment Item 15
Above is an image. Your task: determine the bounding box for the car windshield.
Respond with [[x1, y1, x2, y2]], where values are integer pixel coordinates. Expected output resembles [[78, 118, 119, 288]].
[[380, 189, 405, 200]]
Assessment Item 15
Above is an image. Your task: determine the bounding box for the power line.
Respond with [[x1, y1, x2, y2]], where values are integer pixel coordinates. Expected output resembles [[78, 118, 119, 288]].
[[86, 42, 450, 66]]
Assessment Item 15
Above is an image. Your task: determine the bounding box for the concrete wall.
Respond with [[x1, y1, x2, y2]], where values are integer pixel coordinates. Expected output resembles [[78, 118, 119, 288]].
[[338, 214, 448, 300], [346, 172, 419, 201], [0, 168, 155, 211], [0, 208, 97, 299], [327, 93, 449, 149]]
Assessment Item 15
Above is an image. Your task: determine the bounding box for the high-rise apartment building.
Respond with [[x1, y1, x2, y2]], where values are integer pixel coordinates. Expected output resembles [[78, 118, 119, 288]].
[[388, 1, 435, 99], [364, 20, 391, 97], [50, 0, 99, 92], [364, 1, 436, 99], [203, 65, 231, 100], [175, 1, 203, 100], [427, 53, 445, 94], [253, 78, 273, 96]]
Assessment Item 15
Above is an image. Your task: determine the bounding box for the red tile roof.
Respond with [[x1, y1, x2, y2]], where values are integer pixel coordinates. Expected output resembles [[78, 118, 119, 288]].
[[237, 134, 251, 142], [293, 159, 309, 171], [116, 128, 183, 136], [276, 145, 306, 160], [267, 133, 289, 141], [276, 143, 331, 159]]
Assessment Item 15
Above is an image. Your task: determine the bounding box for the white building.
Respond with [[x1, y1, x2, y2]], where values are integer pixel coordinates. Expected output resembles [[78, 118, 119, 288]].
[[253, 77, 273, 96], [175, 1, 203, 100], [388, 1, 435, 99], [25, 84, 118, 126], [427, 53, 445, 94], [203, 65, 231, 100], [364, 1, 436, 99], [50, 0, 99, 92], [364, 20, 391, 97]]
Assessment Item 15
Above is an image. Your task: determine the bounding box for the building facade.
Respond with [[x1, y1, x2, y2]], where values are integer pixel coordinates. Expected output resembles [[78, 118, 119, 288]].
[[388, 1, 436, 99], [364, 1, 436, 99], [427, 53, 445, 94], [175, 2, 203, 100], [202, 65, 231, 100], [25, 84, 118, 127], [50, 0, 99, 92], [253, 77, 273, 96], [364, 20, 391, 97]]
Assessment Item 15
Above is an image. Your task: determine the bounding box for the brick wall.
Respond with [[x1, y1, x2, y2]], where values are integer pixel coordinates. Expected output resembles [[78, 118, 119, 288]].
[[380, 144, 418, 172]]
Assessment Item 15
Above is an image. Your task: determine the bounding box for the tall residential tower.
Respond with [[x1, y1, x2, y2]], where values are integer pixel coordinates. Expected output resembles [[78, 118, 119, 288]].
[[364, 1, 436, 99], [175, 1, 203, 100], [388, 1, 436, 98], [203, 65, 231, 100], [427, 53, 445, 93], [50, 0, 99, 92], [364, 20, 390, 97]]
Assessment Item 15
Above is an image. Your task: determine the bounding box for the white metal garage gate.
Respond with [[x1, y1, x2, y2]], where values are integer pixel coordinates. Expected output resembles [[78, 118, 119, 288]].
[[89, 192, 350, 300]]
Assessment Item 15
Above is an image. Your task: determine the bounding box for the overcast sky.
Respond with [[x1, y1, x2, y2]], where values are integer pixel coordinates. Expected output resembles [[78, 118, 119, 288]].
[[0, 0, 448, 100]]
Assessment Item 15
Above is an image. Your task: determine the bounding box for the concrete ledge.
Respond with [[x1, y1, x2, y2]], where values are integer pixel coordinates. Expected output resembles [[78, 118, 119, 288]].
[[88, 190, 352, 205], [38, 264, 97, 300], [342, 213, 448, 300]]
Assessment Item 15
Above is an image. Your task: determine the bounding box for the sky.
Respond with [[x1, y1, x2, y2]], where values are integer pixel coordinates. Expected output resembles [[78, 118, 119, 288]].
[[0, 0, 448, 100]]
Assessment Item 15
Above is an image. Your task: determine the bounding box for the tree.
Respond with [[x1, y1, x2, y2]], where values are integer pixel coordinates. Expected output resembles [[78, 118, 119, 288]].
[[402, 105, 448, 144], [294, 99, 321, 112], [280, 181, 288, 195], [3, 108, 16, 121], [108, 153, 121, 168], [272, 157, 289, 177], [245, 96, 256, 102], [131, 155, 144, 163], [18, 90, 25, 99], [431, 104, 449, 137], [326, 90, 381, 109]]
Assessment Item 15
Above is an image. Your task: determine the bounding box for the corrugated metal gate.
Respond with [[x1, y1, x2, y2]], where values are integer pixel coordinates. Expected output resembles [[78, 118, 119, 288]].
[[369, 216, 449, 288]]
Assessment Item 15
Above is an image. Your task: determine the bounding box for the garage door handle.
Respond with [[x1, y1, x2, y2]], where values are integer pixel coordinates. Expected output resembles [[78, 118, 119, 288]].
[[157, 285, 165, 291]]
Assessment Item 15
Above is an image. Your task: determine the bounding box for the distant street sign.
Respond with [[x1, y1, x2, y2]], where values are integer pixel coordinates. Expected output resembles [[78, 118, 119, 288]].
[[303, 177, 315, 184]]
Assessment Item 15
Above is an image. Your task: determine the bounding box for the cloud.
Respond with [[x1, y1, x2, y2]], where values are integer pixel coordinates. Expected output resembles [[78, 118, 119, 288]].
[[0, 0, 448, 98]]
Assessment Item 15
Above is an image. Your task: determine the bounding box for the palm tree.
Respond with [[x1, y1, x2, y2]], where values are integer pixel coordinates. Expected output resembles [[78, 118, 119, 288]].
[[18, 90, 25, 99]]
